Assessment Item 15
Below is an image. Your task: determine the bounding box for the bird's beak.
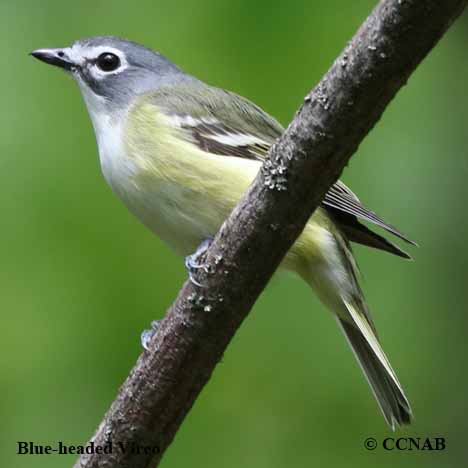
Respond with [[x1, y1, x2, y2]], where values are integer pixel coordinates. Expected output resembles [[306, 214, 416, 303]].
[[30, 48, 75, 71]]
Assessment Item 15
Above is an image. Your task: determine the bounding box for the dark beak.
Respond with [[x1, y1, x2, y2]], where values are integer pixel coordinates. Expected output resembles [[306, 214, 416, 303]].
[[30, 48, 74, 71]]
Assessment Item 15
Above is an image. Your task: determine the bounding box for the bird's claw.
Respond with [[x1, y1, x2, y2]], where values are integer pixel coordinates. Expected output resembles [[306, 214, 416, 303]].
[[141, 320, 160, 350], [185, 237, 213, 287]]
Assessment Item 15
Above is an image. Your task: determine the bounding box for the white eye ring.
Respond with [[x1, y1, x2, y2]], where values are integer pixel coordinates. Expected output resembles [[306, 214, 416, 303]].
[[86, 46, 128, 78]]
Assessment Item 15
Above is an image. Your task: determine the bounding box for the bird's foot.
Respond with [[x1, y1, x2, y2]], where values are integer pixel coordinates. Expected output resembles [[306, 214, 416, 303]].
[[141, 320, 160, 351], [184, 237, 214, 287]]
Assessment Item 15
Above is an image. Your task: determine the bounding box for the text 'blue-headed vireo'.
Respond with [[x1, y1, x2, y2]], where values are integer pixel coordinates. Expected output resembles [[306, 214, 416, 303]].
[[32, 36, 416, 429]]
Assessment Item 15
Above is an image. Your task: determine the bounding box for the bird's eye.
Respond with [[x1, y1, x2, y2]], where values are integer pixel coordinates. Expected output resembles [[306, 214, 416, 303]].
[[96, 53, 121, 72]]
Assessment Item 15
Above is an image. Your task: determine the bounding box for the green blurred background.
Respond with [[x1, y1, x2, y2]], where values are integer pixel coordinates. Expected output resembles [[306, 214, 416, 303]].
[[1, 0, 467, 466]]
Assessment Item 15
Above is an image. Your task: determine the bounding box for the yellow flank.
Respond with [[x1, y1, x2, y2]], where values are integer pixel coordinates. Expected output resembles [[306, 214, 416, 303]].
[[122, 100, 340, 281]]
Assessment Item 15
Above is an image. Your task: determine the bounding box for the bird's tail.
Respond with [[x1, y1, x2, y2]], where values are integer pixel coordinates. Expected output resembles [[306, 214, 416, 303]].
[[336, 299, 412, 429], [300, 222, 412, 429]]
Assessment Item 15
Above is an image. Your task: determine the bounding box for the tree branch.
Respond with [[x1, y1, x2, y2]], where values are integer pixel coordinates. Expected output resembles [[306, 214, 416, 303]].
[[74, 1, 467, 467]]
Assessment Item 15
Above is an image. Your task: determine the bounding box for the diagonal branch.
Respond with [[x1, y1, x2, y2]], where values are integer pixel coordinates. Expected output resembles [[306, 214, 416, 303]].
[[75, 1, 467, 467]]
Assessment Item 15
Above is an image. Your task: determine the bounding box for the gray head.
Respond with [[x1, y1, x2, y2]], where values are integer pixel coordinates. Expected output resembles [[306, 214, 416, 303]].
[[32, 36, 194, 115]]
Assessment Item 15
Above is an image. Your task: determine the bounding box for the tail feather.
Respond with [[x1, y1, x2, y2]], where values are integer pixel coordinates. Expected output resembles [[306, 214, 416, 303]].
[[340, 221, 412, 259], [300, 219, 412, 429], [337, 308, 412, 429]]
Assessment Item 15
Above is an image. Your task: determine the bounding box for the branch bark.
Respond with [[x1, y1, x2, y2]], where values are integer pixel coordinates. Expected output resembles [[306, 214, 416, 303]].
[[75, 1, 467, 467]]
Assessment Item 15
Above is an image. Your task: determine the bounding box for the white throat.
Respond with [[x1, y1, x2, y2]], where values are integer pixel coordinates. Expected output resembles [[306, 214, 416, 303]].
[[77, 81, 136, 193]]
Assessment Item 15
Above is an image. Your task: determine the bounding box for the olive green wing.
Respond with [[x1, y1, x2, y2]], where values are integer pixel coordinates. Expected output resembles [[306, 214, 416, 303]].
[[150, 83, 416, 255]]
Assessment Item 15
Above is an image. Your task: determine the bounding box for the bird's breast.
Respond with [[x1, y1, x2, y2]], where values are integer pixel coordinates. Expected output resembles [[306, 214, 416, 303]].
[[94, 114, 135, 193]]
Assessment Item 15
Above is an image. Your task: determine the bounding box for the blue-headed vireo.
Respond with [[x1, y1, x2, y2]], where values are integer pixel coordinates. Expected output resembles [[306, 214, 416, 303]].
[[32, 36, 416, 429]]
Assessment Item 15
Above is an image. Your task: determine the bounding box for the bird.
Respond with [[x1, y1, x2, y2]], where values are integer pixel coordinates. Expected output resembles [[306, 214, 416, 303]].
[[32, 36, 415, 429]]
